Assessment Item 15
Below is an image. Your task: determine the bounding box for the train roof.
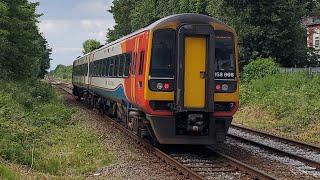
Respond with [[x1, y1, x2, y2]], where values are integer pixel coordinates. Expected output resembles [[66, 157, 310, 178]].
[[75, 13, 231, 62]]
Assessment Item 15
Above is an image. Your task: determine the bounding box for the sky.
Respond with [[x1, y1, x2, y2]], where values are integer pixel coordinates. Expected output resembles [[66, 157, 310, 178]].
[[31, 0, 115, 70]]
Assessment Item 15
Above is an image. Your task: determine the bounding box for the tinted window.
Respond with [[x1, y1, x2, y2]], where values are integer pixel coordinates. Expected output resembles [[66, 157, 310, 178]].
[[109, 57, 114, 77], [150, 29, 175, 77], [132, 52, 137, 75], [139, 51, 145, 75], [118, 54, 124, 77], [215, 31, 235, 71], [114, 56, 119, 77], [106, 58, 110, 77], [124, 53, 131, 77]]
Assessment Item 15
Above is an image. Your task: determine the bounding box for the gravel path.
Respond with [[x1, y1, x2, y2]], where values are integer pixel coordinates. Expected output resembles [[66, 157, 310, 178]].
[[56, 88, 184, 180]]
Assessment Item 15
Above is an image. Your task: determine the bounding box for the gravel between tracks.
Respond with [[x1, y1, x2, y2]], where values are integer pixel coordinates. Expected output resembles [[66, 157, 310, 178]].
[[216, 138, 320, 179], [55, 87, 184, 180]]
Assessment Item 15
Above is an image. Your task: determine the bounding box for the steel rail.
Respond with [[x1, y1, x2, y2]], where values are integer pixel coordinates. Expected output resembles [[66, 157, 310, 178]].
[[52, 81, 204, 180], [52, 81, 279, 179], [207, 147, 277, 180], [228, 134, 320, 170], [231, 124, 320, 151]]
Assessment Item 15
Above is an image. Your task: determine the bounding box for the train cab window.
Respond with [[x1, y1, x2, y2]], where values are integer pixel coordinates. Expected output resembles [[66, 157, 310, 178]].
[[118, 54, 124, 77], [109, 57, 114, 77], [124, 53, 131, 77], [150, 29, 175, 78], [114, 56, 120, 77], [139, 51, 145, 75], [215, 31, 235, 72]]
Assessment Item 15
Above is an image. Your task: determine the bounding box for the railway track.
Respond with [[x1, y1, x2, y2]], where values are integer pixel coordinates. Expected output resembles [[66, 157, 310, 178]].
[[51, 81, 277, 179], [229, 124, 320, 170]]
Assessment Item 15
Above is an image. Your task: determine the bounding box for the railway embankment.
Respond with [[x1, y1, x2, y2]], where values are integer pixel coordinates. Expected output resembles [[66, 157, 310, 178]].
[[0, 80, 112, 178], [234, 59, 320, 145], [0, 80, 181, 179]]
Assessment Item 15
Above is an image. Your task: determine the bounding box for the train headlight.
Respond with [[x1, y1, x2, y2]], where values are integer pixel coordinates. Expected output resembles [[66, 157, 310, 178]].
[[214, 80, 237, 93], [163, 83, 170, 90], [156, 83, 163, 90], [215, 84, 221, 91], [222, 84, 229, 91], [149, 79, 174, 92]]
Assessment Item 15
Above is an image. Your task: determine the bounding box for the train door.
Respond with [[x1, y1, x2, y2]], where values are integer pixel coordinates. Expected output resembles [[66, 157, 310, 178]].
[[176, 24, 215, 112], [136, 35, 147, 104], [184, 37, 206, 108], [130, 37, 139, 103]]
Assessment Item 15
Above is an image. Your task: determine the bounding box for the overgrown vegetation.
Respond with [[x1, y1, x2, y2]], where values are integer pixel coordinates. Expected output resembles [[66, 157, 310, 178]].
[[49, 64, 73, 82], [107, 0, 318, 67], [235, 61, 320, 144], [0, 0, 51, 80], [0, 80, 112, 178], [242, 57, 280, 82]]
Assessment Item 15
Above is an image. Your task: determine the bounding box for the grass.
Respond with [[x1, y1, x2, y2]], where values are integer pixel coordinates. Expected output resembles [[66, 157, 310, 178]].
[[0, 80, 112, 178], [234, 73, 320, 144], [0, 164, 20, 180]]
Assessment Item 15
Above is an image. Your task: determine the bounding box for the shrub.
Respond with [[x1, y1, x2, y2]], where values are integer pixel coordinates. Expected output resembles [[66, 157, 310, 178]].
[[242, 57, 280, 82]]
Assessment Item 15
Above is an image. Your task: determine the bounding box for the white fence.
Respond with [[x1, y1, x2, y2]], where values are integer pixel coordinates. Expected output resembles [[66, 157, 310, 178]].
[[280, 67, 320, 74]]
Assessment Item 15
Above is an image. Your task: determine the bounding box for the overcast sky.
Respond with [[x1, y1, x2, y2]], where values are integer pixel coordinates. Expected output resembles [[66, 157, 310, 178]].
[[32, 0, 115, 70]]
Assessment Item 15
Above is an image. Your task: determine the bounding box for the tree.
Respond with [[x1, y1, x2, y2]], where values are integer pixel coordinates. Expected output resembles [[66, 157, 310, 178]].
[[106, 0, 139, 42], [107, 0, 313, 67], [0, 0, 51, 80], [207, 0, 312, 67], [82, 39, 101, 54], [37, 34, 52, 78]]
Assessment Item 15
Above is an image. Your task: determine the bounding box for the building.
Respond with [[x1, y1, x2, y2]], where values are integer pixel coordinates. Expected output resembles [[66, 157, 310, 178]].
[[305, 16, 320, 55]]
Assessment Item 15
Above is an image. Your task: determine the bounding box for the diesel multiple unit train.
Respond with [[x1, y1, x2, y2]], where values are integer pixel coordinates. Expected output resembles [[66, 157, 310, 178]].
[[72, 13, 239, 145]]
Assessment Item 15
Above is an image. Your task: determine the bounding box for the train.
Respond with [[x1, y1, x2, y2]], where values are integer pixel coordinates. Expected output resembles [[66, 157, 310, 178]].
[[72, 13, 239, 145]]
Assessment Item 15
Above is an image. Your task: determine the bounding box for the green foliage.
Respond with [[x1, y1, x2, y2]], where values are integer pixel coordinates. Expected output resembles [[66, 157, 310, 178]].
[[240, 73, 320, 135], [108, 0, 208, 41], [82, 39, 101, 54], [0, 0, 51, 80], [206, 0, 314, 67], [50, 64, 73, 82], [242, 57, 280, 82], [0, 165, 20, 180], [107, 0, 138, 42], [0, 80, 111, 177], [107, 0, 316, 67]]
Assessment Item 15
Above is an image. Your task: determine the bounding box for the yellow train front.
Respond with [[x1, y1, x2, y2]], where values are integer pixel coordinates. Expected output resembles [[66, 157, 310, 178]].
[[73, 14, 239, 145], [143, 14, 239, 145]]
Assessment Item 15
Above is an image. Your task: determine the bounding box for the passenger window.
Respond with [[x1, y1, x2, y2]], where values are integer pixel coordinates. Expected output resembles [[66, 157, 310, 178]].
[[139, 51, 145, 75], [105, 58, 110, 77], [118, 54, 124, 77], [109, 57, 114, 77], [100, 60, 104, 77], [124, 53, 131, 77], [114, 56, 119, 77], [95, 61, 98, 77]]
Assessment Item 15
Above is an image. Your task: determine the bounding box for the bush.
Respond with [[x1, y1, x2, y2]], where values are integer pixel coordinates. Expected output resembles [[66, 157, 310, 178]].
[[242, 57, 280, 82], [240, 73, 320, 134]]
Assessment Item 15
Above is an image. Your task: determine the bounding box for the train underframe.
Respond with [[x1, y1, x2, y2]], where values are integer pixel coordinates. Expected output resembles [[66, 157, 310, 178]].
[[73, 86, 232, 145]]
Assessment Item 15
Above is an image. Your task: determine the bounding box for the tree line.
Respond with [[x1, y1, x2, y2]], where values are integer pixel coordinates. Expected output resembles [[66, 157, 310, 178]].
[[0, 0, 51, 80], [106, 0, 320, 67]]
